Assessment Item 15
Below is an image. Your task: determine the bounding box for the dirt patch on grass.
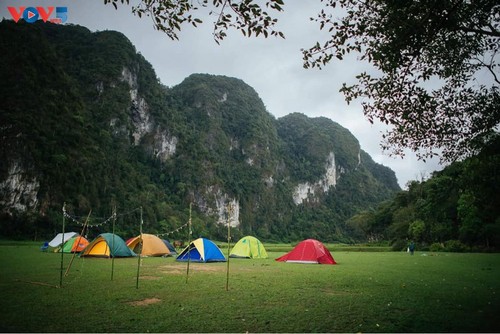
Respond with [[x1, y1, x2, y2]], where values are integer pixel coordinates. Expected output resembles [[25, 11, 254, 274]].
[[128, 298, 162, 306], [159, 263, 225, 275]]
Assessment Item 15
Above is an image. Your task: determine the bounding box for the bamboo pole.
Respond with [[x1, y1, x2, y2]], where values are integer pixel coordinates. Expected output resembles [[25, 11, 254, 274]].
[[226, 203, 232, 291], [64, 210, 91, 277], [185, 202, 192, 284], [59, 203, 66, 288], [111, 206, 116, 281], [136, 206, 143, 289]]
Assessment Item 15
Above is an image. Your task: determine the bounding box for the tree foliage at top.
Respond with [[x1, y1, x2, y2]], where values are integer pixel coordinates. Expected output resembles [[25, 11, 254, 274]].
[[305, 0, 500, 162], [110, 0, 500, 163], [105, 0, 285, 41]]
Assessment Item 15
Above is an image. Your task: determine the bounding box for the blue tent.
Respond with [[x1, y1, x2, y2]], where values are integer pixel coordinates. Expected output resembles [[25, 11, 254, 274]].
[[176, 238, 226, 262]]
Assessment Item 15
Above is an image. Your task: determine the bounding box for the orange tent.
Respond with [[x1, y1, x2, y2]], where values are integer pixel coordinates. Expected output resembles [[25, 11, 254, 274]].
[[61, 235, 89, 253]]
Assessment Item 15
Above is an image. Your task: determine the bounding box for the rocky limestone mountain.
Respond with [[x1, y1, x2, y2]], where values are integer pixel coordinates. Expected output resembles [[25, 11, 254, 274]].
[[0, 21, 399, 242]]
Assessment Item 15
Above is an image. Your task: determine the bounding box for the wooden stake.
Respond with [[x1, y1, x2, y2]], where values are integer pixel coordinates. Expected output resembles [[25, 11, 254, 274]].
[[111, 206, 116, 281], [226, 203, 232, 291], [59, 203, 66, 288], [136, 206, 143, 289], [186, 202, 192, 284], [64, 210, 91, 277]]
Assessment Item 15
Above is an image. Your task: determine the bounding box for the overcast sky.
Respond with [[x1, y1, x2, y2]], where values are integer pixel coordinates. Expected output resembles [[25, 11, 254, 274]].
[[1, 0, 443, 188]]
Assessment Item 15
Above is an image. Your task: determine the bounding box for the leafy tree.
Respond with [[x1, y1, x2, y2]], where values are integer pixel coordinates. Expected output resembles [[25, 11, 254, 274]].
[[307, 0, 500, 162], [105, 0, 285, 41], [408, 219, 426, 242], [110, 0, 500, 163], [457, 191, 483, 245], [346, 210, 375, 241], [363, 137, 500, 251]]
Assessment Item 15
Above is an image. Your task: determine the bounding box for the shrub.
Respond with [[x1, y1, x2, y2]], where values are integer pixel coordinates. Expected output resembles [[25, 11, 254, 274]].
[[391, 239, 407, 251], [430, 242, 445, 252], [444, 239, 469, 252]]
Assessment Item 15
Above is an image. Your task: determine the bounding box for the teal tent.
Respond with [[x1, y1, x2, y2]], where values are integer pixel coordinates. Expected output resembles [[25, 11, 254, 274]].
[[81, 233, 136, 258]]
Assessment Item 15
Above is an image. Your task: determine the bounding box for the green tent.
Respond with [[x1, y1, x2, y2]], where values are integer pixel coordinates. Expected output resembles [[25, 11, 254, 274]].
[[230, 236, 268, 259]]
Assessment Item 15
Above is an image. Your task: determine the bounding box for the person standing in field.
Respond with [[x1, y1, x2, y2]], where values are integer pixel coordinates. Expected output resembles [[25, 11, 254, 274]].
[[409, 241, 415, 255]]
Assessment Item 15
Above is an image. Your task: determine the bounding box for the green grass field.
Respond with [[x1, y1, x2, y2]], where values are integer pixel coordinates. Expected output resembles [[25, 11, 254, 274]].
[[1, 242, 499, 332]]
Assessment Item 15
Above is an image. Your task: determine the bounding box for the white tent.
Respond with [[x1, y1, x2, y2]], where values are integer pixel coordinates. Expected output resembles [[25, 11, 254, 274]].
[[48, 232, 78, 247]]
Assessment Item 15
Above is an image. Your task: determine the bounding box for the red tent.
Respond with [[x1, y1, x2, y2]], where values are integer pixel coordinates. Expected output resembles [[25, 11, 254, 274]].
[[276, 239, 337, 265]]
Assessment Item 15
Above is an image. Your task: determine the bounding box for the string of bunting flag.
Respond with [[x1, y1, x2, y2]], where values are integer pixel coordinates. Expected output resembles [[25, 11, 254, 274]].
[[63, 210, 115, 228], [62, 206, 142, 228], [116, 207, 142, 218], [156, 220, 190, 237], [62, 204, 189, 236]]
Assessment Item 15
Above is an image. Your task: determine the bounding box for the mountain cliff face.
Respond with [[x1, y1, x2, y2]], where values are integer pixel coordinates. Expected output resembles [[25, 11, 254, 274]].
[[0, 21, 399, 242]]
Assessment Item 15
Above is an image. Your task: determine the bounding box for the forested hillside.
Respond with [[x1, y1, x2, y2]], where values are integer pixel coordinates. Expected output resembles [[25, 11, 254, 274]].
[[0, 21, 400, 242], [347, 137, 500, 251]]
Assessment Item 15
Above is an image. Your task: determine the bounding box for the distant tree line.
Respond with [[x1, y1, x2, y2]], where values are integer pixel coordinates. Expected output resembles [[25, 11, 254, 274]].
[[347, 137, 500, 251]]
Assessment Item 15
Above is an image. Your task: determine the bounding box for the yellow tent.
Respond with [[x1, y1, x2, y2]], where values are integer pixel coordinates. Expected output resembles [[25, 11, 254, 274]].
[[126, 233, 171, 257], [230, 236, 268, 259]]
